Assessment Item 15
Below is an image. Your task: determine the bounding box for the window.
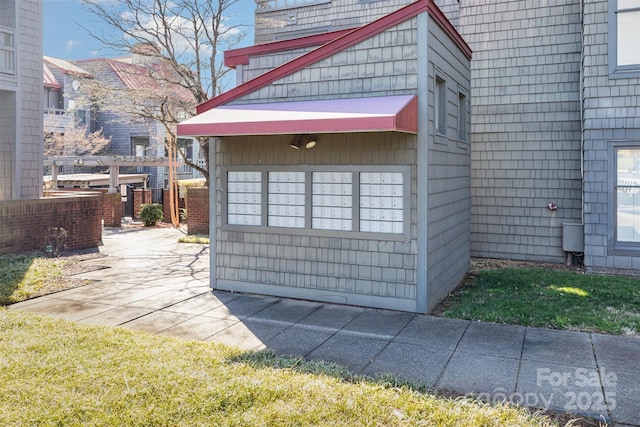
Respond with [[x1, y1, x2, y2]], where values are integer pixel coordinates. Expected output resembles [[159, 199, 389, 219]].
[[613, 148, 640, 249], [0, 26, 14, 75], [177, 138, 193, 161], [609, 0, 640, 77], [458, 91, 467, 141], [131, 136, 149, 156], [435, 76, 446, 135], [223, 167, 409, 237]]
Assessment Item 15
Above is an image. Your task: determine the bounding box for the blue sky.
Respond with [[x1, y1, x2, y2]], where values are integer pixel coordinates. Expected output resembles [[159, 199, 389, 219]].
[[43, 0, 256, 60]]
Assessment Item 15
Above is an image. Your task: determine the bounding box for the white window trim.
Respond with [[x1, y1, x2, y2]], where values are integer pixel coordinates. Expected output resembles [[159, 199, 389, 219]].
[[608, 0, 640, 78], [608, 141, 640, 254], [0, 25, 15, 76], [221, 165, 411, 241]]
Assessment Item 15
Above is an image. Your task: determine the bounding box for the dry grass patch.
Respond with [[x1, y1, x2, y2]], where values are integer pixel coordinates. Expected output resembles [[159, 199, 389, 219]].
[[0, 309, 561, 426], [0, 252, 105, 305]]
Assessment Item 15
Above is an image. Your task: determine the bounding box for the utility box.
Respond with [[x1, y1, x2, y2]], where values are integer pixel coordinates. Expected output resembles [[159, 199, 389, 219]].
[[562, 223, 584, 252]]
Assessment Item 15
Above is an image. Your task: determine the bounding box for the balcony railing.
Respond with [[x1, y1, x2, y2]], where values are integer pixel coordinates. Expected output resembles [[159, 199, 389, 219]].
[[0, 25, 15, 75], [43, 108, 72, 133], [256, 0, 330, 12]]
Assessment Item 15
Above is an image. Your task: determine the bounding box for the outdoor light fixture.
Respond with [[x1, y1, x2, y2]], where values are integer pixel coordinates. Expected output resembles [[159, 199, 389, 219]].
[[290, 134, 318, 149]]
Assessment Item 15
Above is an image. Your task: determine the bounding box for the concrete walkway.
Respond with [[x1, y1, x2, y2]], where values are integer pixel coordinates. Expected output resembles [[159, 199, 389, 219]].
[[9, 227, 640, 426]]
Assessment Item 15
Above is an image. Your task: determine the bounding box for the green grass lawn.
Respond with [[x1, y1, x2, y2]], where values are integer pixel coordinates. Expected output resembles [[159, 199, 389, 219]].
[[0, 252, 71, 305], [178, 234, 210, 244], [0, 309, 558, 426], [441, 267, 640, 335]]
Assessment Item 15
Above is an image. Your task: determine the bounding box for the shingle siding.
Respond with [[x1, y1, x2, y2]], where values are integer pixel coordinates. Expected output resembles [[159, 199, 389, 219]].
[[209, 11, 471, 312], [582, 0, 640, 272], [215, 133, 419, 309], [79, 60, 167, 188], [235, 18, 419, 105], [426, 14, 470, 307], [458, 0, 583, 262], [255, 0, 413, 44], [17, 0, 42, 200]]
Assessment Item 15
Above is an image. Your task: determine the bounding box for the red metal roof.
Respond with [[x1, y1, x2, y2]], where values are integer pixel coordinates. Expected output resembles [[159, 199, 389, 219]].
[[196, 0, 471, 114], [43, 64, 61, 89], [224, 29, 355, 68], [107, 59, 195, 103], [177, 95, 417, 136], [43, 56, 92, 77]]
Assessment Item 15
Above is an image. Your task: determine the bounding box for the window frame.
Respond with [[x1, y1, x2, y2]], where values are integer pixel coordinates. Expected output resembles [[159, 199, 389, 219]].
[[221, 165, 411, 241], [131, 136, 150, 157], [608, 0, 640, 78], [0, 25, 14, 76], [457, 89, 468, 144], [434, 75, 446, 137], [608, 141, 640, 254]]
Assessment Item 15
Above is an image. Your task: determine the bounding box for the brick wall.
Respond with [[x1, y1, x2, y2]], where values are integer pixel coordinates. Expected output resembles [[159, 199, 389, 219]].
[[133, 188, 152, 219], [102, 192, 122, 227], [0, 193, 102, 254], [186, 187, 209, 235]]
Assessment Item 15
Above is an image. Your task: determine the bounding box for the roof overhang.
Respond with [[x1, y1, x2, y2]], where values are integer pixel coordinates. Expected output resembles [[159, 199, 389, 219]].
[[177, 95, 417, 137]]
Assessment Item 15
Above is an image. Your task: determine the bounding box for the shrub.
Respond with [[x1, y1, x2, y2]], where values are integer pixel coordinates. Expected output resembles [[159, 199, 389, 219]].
[[44, 227, 68, 257], [139, 203, 164, 226]]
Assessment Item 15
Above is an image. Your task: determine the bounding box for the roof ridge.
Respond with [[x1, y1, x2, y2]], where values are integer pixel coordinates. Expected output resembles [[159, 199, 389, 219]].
[[196, 0, 432, 114]]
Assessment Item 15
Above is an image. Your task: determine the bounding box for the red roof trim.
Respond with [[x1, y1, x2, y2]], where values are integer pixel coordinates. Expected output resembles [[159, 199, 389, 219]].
[[224, 29, 355, 68], [426, 1, 472, 60], [197, 0, 431, 114], [178, 95, 418, 137], [196, 0, 471, 114], [43, 64, 61, 89]]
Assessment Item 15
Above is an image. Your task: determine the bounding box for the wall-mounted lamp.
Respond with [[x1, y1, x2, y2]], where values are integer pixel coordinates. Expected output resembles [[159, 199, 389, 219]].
[[290, 134, 318, 150]]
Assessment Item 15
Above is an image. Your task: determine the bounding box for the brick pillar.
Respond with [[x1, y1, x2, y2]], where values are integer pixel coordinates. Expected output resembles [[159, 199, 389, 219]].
[[186, 187, 209, 235], [133, 189, 152, 219], [102, 192, 122, 227]]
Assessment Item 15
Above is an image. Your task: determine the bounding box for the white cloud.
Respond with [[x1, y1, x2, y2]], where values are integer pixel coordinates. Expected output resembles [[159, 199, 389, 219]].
[[119, 7, 240, 61], [65, 39, 84, 52]]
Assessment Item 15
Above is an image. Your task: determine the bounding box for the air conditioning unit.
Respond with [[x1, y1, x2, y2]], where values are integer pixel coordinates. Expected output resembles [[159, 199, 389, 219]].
[[562, 223, 584, 252]]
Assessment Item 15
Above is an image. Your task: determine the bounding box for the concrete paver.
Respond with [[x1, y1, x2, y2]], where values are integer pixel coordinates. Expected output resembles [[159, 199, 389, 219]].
[[436, 352, 520, 396], [523, 328, 598, 369], [82, 306, 155, 326], [308, 333, 388, 372], [121, 310, 194, 334], [342, 308, 414, 338], [9, 226, 640, 426], [516, 360, 609, 421], [394, 315, 469, 348], [362, 341, 451, 387], [592, 333, 640, 373], [456, 321, 525, 359]]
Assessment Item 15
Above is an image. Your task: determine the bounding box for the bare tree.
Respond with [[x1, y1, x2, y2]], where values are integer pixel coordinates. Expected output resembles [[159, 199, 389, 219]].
[[43, 116, 111, 158], [80, 0, 246, 184]]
